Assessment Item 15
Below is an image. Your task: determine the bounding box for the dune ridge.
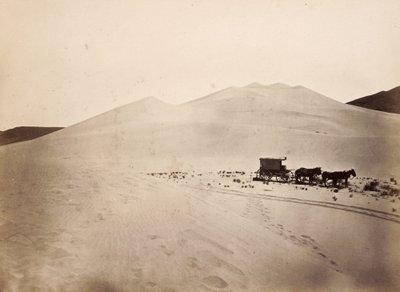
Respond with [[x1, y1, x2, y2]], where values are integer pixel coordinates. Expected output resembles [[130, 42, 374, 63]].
[[2, 83, 397, 177], [1, 83, 400, 291]]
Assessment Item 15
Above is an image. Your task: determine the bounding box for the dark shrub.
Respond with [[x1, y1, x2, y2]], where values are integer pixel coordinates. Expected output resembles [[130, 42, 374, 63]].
[[364, 180, 379, 191]]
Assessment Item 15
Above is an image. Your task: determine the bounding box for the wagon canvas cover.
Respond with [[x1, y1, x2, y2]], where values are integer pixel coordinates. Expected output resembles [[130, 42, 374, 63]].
[[260, 158, 285, 171]]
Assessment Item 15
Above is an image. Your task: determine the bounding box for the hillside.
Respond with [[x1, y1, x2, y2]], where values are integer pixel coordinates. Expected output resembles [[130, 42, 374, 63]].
[[347, 86, 400, 114], [0, 126, 64, 146]]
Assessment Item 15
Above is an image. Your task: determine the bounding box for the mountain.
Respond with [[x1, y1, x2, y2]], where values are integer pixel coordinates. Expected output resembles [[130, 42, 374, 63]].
[[347, 86, 400, 114], [0, 126, 64, 146]]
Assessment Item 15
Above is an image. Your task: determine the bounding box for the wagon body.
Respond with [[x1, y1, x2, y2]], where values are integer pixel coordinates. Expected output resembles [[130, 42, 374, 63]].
[[254, 157, 293, 182], [260, 158, 282, 171]]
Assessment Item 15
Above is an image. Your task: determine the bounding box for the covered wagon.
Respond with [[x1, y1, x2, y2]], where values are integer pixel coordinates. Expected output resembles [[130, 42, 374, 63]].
[[254, 157, 293, 182]]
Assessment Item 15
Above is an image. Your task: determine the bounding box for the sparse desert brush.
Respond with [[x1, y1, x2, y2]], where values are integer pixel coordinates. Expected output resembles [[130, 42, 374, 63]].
[[363, 180, 380, 192], [363, 180, 400, 197], [380, 184, 391, 191]]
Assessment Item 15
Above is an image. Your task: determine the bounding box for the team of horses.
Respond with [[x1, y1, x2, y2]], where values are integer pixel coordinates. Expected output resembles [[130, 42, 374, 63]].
[[295, 167, 356, 187]]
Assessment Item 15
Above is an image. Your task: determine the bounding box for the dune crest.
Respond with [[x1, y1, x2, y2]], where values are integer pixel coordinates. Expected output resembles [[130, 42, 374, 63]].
[[1, 83, 400, 176]]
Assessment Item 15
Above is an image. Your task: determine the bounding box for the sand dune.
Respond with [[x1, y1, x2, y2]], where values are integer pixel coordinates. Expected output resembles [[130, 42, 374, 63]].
[[3, 83, 397, 176], [1, 83, 400, 291]]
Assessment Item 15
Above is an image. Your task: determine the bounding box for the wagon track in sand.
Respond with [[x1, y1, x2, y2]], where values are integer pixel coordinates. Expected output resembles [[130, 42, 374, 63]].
[[185, 185, 400, 224]]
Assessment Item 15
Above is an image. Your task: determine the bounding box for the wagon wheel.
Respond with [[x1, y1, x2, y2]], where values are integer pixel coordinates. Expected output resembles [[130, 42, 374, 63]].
[[258, 170, 267, 182], [265, 170, 273, 182]]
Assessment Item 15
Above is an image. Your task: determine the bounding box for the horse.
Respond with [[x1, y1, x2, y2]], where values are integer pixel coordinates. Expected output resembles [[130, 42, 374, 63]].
[[295, 167, 322, 185], [322, 169, 356, 187]]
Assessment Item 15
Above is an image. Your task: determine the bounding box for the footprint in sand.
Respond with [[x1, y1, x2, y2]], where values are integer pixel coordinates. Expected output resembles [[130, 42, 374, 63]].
[[10, 270, 24, 279], [96, 213, 105, 221], [202, 275, 229, 289], [131, 267, 143, 279], [145, 281, 157, 288], [7, 233, 33, 245], [188, 257, 200, 269], [159, 245, 174, 256]]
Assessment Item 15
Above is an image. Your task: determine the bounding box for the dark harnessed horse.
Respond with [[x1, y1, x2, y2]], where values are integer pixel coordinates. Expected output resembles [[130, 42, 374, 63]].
[[322, 169, 356, 187], [295, 167, 322, 185]]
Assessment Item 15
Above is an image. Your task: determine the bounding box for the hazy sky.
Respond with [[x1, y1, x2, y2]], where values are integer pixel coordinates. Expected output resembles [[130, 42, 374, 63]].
[[1, 0, 399, 129]]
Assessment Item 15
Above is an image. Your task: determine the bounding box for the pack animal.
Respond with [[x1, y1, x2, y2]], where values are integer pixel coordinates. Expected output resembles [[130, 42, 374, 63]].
[[322, 169, 356, 187], [295, 167, 322, 185]]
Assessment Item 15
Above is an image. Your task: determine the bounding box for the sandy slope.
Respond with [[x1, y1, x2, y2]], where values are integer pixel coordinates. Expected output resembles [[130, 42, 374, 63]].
[[5, 83, 398, 177], [1, 156, 400, 291], [1, 83, 400, 291]]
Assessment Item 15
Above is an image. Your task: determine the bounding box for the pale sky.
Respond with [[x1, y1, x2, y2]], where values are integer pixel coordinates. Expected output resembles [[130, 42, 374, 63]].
[[0, 0, 399, 129]]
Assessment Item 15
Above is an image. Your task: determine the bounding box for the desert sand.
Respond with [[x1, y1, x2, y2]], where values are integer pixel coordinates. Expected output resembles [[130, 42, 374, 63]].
[[1, 83, 400, 291]]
